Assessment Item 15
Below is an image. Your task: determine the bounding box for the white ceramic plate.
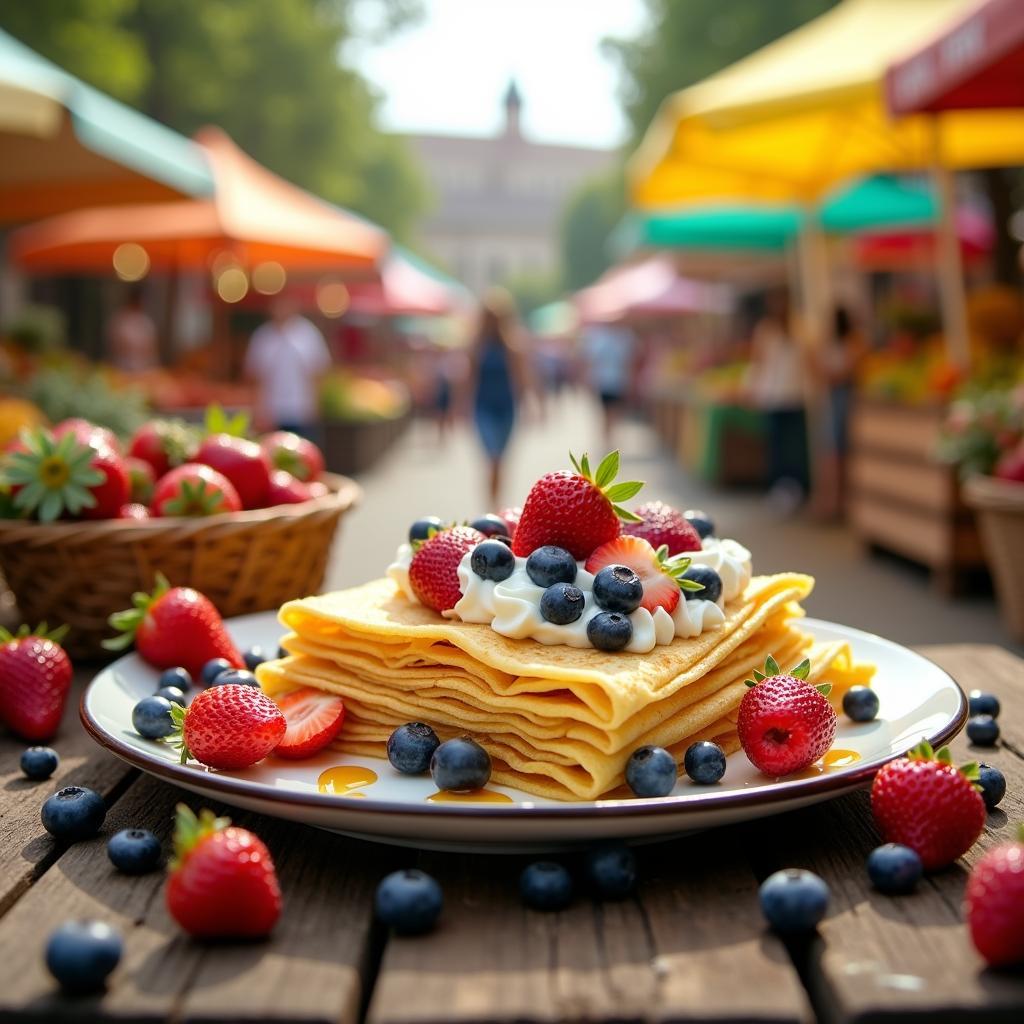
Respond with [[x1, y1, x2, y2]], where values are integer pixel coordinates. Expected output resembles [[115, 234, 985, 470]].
[[82, 613, 967, 852]]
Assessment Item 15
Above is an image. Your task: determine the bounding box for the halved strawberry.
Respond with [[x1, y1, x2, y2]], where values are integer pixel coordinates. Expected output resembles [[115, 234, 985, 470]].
[[273, 688, 346, 759], [585, 535, 699, 614]]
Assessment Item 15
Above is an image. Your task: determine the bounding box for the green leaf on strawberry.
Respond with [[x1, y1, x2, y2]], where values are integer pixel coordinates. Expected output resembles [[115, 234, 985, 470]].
[[204, 403, 250, 439], [171, 803, 232, 868], [103, 572, 171, 651], [907, 739, 981, 785], [568, 449, 644, 523], [744, 654, 819, 689], [0, 622, 69, 645]]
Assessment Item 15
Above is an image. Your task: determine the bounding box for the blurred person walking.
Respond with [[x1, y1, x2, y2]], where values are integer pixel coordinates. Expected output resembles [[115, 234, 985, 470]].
[[583, 320, 635, 447], [746, 290, 808, 511], [106, 284, 158, 372], [245, 296, 332, 437], [467, 290, 527, 507]]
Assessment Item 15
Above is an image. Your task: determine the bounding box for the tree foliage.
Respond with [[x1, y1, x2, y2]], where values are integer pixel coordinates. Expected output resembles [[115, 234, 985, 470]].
[[0, 0, 427, 240], [559, 169, 627, 293]]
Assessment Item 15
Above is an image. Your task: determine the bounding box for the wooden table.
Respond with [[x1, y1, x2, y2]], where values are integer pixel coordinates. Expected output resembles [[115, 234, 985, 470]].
[[0, 644, 1021, 1023]]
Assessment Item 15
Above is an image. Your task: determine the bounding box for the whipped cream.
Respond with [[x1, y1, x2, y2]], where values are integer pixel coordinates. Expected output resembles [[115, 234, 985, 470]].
[[685, 537, 752, 603], [387, 542, 417, 602]]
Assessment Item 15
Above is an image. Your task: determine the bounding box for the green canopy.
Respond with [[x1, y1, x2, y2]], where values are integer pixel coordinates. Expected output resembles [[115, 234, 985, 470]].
[[612, 176, 937, 257], [528, 300, 579, 337]]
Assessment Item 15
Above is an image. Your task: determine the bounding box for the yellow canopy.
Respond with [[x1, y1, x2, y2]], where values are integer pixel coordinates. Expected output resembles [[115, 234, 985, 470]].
[[629, 0, 1024, 207]]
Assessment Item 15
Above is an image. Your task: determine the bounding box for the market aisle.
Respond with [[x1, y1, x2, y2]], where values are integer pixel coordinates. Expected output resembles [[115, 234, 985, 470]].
[[329, 390, 1014, 651]]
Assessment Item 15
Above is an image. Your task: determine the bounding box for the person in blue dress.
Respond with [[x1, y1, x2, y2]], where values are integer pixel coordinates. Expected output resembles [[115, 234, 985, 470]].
[[468, 290, 527, 506]]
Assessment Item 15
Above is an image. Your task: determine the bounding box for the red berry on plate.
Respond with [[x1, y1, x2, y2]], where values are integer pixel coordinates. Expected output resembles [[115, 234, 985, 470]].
[[624, 500, 702, 555], [871, 741, 986, 871], [166, 804, 281, 939], [408, 525, 485, 613], [965, 824, 1024, 968], [171, 684, 286, 770], [0, 625, 72, 741], [150, 463, 242, 517], [511, 451, 644, 561], [585, 534, 693, 614], [273, 687, 346, 759], [260, 431, 324, 483], [104, 573, 244, 678], [195, 434, 271, 510], [737, 656, 837, 777], [266, 469, 313, 506]]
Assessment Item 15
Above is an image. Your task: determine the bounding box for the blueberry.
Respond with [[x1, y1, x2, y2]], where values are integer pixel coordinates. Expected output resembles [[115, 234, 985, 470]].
[[866, 844, 922, 895], [584, 843, 636, 900], [20, 746, 59, 781], [759, 869, 829, 932], [210, 669, 260, 688], [519, 861, 573, 911], [155, 686, 187, 707], [683, 740, 727, 785], [387, 722, 441, 775], [681, 565, 722, 604], [45, 920, 123, 993], [683, 509, 714, 539], [540, 583, 586, 625], [200, 658, 233, 686], [243, 646, 267, 671], [132, 696, 175, 739], [842, 686, 880, 723], [41, 786, 106, 842], [470, 514, 510, 538], [587, 611, 633, 652], [107, 828, 162, 874], [592, 565, 643, 614], [158, 666, 192, 691], [625, 745, 677, 797], [968, 690, 1000, 719], [525, 545, 577, 588], [977, 763, 1006, 810], [430, 737, 491, 792], [409, 516, 443, 543], [967, 714, 1000, 746], [470, 539, 516, 582], [375, 869, 443, 935]]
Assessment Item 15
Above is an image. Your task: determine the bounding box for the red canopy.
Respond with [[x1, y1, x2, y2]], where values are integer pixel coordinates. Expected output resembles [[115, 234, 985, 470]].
[[852, 205, 993, 269], [886, 0, 1024, 114]]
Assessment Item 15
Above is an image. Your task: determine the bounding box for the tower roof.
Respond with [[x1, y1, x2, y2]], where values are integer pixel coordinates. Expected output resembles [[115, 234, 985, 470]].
[[504, 79, 522, 109]]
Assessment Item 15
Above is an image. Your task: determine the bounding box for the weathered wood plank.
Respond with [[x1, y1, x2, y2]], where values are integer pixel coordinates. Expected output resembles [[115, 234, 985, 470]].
[[0, 772, 396, 1024]]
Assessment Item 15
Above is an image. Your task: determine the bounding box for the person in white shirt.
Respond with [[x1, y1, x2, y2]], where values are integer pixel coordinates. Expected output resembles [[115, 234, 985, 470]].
[[244, 297, 331, 436], [107, 285, 158, 372], [583, 322, 635, 446]]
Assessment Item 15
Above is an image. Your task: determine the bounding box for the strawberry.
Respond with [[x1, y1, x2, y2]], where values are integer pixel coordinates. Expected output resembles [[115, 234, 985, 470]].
[[273, 687, 345, 759], [52, 417, 121, 454], [195, 434, 272, 510], [260, 431, 324, 483], [118, 502, 150, 520], [150, 463, 242, 517], [0, 624, 72, 741], [871, 741, 986, 870], [128, 420, 197, 479], [624, 501, 702, 555], [965, 824, 1024, 968], [166, 804, 281, 939], [79, 444, 130, 520], [169, 684, 286, 769], [737, 656, 837, 777], [124, 455, 156, 504], [499, 505, 522, 535], [408, 525, 486, 613], [266, 470, 313, 506], [511, 452, 644, 560], [104, 573, 244, 678], [585, 535, 699, 614]]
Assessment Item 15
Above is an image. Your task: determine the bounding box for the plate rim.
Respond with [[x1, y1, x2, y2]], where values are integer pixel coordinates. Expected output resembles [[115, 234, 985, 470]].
[[80, 616, 968, 822]]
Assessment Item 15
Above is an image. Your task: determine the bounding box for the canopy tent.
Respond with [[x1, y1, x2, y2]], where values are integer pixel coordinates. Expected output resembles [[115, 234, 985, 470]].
[[575, 257, 730, 325], [9, 126, 387, 275], [612, 176, 938, 256], [853, 205, 994, 270], [0, 29, 212, 222], [886, 0, 1024, 113], [528, 300, 580, 339], [348, 247, 472, 318]]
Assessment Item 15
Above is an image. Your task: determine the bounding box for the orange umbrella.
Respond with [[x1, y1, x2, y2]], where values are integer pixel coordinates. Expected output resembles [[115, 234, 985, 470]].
[[9, 127, 387, 275]]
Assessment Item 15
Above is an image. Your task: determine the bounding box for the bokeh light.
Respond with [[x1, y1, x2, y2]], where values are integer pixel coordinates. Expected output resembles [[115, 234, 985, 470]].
[[252, 261, 286, 295], [112, 243, 150, 281], [216, 267, 249, 303], [316, 279, 350, 318]]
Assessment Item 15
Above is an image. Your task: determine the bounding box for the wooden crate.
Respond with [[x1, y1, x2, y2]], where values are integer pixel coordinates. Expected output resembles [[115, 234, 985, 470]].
[[847, 398, 986, 593]]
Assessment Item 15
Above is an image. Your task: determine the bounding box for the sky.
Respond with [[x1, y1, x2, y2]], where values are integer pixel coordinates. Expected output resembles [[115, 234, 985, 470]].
[[348, 0, 650, 149]]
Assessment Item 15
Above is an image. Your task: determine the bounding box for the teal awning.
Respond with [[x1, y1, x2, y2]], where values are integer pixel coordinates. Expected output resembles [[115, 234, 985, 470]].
[[612, 176, 938, 257]]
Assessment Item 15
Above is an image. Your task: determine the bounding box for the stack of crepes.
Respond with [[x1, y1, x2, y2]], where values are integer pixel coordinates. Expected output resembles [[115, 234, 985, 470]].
[[257, 573, 874, 801]]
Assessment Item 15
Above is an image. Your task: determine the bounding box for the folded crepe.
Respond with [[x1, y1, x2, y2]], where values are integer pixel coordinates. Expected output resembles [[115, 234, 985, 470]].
[[258, 572, 876, 801]]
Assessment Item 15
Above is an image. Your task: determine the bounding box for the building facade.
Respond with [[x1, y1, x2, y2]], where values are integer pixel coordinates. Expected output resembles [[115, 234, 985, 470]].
[[405, 83, 612, 298]]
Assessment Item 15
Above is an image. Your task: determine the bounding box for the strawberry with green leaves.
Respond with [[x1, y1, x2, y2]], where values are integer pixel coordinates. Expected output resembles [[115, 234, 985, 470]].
[[585, 534, 702, 614], [150, 464, 241, 517], [0, 623, 72, 741], [512, 451, 643, 561]]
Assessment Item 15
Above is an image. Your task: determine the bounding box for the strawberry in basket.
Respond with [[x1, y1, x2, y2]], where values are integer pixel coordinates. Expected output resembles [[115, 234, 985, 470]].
[[105, 573, 244, 678]]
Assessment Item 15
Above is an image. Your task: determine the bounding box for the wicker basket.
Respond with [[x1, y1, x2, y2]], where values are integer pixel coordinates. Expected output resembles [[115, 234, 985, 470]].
[[0, 473, 360, 659], [963, 474, 1024, 640]]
